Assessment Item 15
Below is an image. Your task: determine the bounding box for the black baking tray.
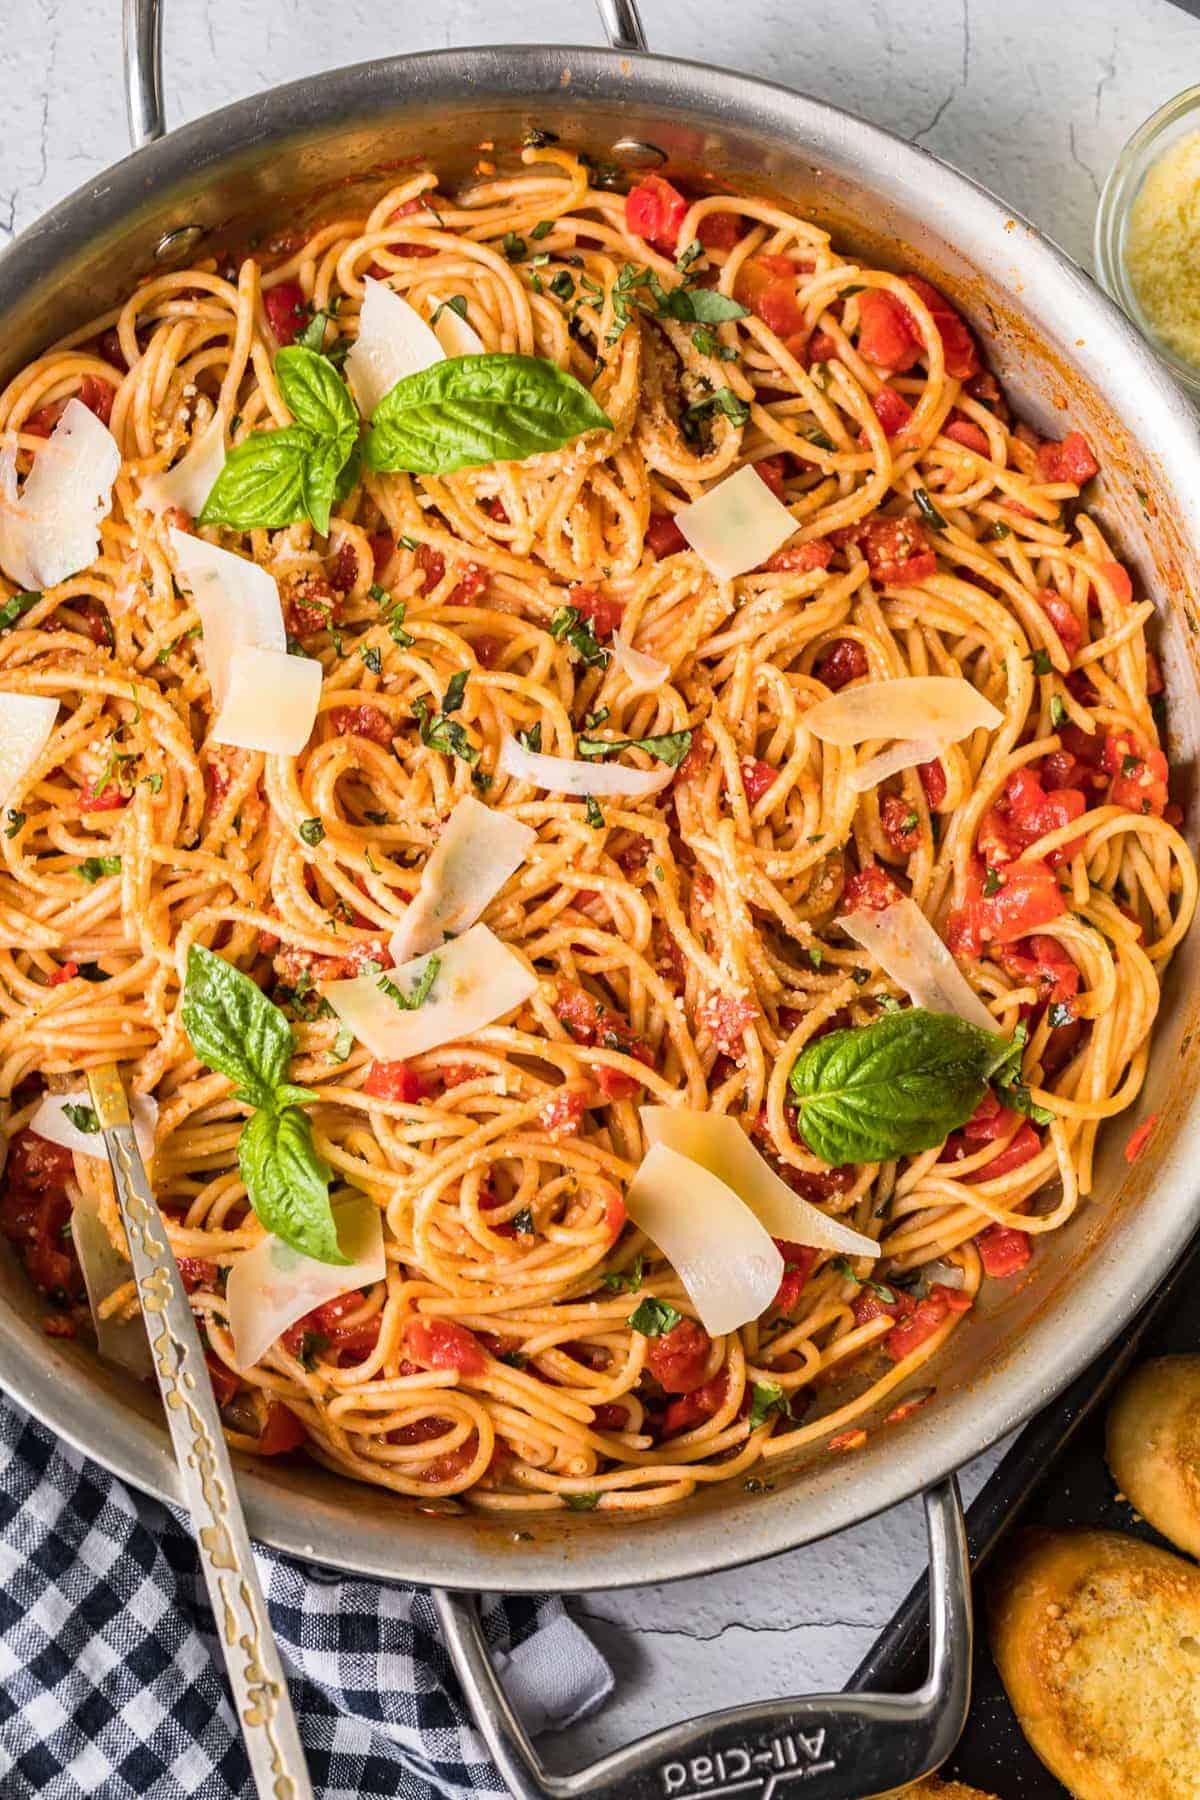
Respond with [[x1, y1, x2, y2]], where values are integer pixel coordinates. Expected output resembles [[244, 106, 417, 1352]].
[[849, 1223, 1200, 1796]]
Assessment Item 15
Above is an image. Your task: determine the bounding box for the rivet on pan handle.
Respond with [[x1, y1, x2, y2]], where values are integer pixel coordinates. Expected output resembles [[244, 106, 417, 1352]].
[[121, 0, 649, 152], [434, 1476, 972, 1800]]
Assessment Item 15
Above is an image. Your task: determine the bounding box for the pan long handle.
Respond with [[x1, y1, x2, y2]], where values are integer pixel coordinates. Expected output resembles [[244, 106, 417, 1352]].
[[120, 0, 648, 150], [434, 1477, 972, 1800]]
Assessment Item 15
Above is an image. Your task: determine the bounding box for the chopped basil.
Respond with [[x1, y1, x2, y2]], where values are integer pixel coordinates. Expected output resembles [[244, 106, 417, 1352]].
[[685, 387, 750, 430], [299, 818, 325, 846], [1047, 1000, 1075, 1029], [414, 696, 479, 765], [4, 809, 24, 838], [369, 582, 388, 604], [143, 771, 164, 794], [601, 1254, 645, 1294], [530, 218, 554, 239], [549, 271, 575, 302], [443, 669, 468, 714], [582, 705, 609, 731], [1029, 648, 1053, 677], [62, 1103, 100, 1134], [1050, 693, 1067, 728], [376, 956, 440, 1012], [549, 605, 609, 669], [501, 232, 527, 261], [512, 1206, 535, 1234], [0, 591, 40, 631], [360, 644, 382, 675], [516, 722, 543, 753], [577, 729, 692, 767], [584, 796, 604, 829], [983, 866, 1003, 897], [676, 239, 704, 272], [562, 1491, 601, 1510], [76, 855, 122, 883], [986, 520, 1010, 540], [329, 1024, 355, 1063], [748, 1380, 791, 1429], [627, 1296, 684, 1336], [913, 487, 948, 531], [431, 294, 469, 325]]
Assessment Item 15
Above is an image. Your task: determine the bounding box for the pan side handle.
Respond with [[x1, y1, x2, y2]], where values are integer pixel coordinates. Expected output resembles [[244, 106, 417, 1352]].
[[120, 0, 647, 150], [434, 1477, 972, 1800]]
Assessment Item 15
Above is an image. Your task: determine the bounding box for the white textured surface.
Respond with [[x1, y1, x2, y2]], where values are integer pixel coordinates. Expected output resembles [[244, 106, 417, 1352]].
[[4, 0, 1197, 1762]]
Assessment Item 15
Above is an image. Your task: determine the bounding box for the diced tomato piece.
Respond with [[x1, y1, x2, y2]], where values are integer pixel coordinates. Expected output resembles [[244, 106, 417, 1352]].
[[483, 496, 508, 523], [625, 175, 689, 255], [856, 289, 922, 372], [660, 1373, 728, 1438], [843, 866, 904, 912], [734, 258, 803, 338], [79, 781, 129, 813], [1037, 589, 1083, 659], [385, 195, 441, 257], [257, 1403, 306, 1456], [754, 456, 789, 501], [919, 758, 947, 808], [740, 758, 777, 804], [206, 1352, 241, 1407], [879, 793, 920, 855], [282, 1291, 382, 1362], [540, 1087, 588, 1135], [23, 401, 66, 438], [263, 281, 307, 345], [281, 571, 341, 638], [78, 375, 116, 426], [961, 1090, 1016, 1141], [328, 539, 359, 594], [1102, 730, 1169, 818], [861, 516, 937, 585], [604, 1192, 627, 1243], [815, 636, 868, 690], [697, 992, 757, 1055], [570, 583, 624, 639], [403, 1315, 487, 1377], [329, 704, 394, 746], [363, 1060, 435, 1103], [765, 539, 832, 573], [646, 511, 687, 558], [977, 766, 1087, 869], [944, 417, 990, 455], [369, 532, 395, 578], [554, 980, 654, 1091], [697, 210, 743, 251], [449, 562, 489, 606], [772, 1240, 819, 1314], [414, 543, 446, 595], [976, 1225, 1032, 1278], [1124, 1115, 1158, 1164], [947, 857, 1065, 956], [1091, 561, 1133, 612], [644, 1317, 712, 1393], [806, 329, 840, 365], [177, 1257, 218, 1293], [1036, 430, 1098, 486], [903, 276, 980, 380], [888, 1293, 965, 1360], [0, 1130, 80, 1301], [46, 961, 79, 986], [995, 933, 1079, 1007], [871, 385, 914, 439], [970, 1120, 1041, 1180]]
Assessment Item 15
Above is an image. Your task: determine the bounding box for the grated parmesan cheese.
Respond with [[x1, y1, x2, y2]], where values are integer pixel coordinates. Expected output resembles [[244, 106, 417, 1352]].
[[1125, 129, 1200, 367]]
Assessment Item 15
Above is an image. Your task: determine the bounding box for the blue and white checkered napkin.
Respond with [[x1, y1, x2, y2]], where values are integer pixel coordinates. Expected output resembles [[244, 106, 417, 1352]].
[[0, 1396, 612, 1799]]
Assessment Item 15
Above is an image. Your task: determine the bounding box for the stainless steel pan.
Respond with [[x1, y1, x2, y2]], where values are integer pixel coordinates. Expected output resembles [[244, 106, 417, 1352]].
[[3, 2, 1200, 1791]]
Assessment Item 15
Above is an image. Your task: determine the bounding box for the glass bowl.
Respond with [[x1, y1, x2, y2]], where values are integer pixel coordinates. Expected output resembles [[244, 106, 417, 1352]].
[[1095, 81, 1200, 395]]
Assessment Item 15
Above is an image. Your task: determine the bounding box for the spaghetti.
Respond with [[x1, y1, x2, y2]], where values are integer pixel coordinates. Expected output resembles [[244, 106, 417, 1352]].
[[0, 147, 1192, 1511]]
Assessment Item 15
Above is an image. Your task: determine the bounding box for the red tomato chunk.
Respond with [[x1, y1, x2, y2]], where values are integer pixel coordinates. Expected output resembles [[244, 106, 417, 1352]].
[[644, 1317, 712, 1393], [264, 282, 307, 345], [976, 1225, 1032, 1278], [625, 175, 689, 255], [403, 1316, 487, 1377], [1036, 431, 1099, 485], [646, 511, 687, 558]]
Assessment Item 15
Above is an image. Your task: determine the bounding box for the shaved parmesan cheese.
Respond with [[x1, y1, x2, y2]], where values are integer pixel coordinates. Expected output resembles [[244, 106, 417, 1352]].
[[611, 629, 669, 694], [625, 1142, 783, 1335], [849, 739, 942, 794], [805, 676, 1002, 747], [32, 1089, 158, 1164], [322, 922, 536, 1061], [168, 527, 284, 707], [141, 414, 226, 518], [389, 794, 536, 963], [346, 277, 444, 416], [0, 693, 57, 811], [498, 733, 673, 800], [71, 1197, 152, 1378], [838, 897, 999, 1034], [641, 1106, 879, 1257], [226, 1195, 385, 1370], [428, 293, 485, 359], [0, 400, 120, 590], [213, 646, 321, 756], [675, 465, 796, 581]]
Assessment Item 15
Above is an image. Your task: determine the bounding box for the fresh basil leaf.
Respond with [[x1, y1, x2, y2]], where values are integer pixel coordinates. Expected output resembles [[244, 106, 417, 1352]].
[[238, 1104, 346, 1265], [443, 669, 468, 714], [628, 1296, 683, 1337], [414, 696, 478, 765], [685, 387, 750, 430], [659, 287, 749, 326], [199, 426, 312, 529], [601, 1253, 645, 1294], [577, 729, 692, 768], [913, 487, 948, 531], [364, 354, 613, 478], [276, 345, 358, 441], [62, 1103, 99, 1134], [296, 309, 334, 353], [181, 943, 294, 1110], [788, 1007, 1013, 1165], [748, 1381, 789, 1429], [516, 722, 542, 753], [585, 796, 604, 829], [297, 435, 343, 537]]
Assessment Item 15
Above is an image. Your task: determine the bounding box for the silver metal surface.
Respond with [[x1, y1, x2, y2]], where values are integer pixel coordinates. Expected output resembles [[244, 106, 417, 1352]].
[[85, 1066, 314, 1800], [1, 36, 1199, 1601], [435, 1478, 971, 1799], [594, 0, 648, 51], [122, 0, 163, 147]]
